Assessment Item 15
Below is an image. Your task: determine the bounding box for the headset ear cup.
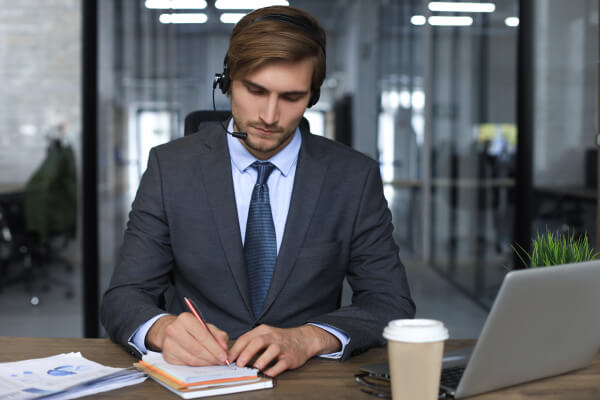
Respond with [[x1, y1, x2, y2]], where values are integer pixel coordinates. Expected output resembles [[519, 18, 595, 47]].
[[218, 67, 231, 94], [308, 89, 320, 108]]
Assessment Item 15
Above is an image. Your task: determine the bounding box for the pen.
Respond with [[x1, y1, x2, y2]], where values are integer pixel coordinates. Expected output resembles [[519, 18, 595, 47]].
[[183, 296, 231, 365]]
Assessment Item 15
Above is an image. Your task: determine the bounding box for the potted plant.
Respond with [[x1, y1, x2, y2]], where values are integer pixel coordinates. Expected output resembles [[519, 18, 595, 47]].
[[512, 230, 599, 269]]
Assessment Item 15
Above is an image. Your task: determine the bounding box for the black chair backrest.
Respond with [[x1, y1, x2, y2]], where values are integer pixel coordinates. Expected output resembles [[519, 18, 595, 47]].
[[184, 110, 312, 137], [184, 110, 231, 136]]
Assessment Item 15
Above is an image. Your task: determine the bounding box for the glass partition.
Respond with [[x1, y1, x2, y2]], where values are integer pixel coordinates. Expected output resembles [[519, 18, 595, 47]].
[[427, 1, 519, 307], [376, 0, 597, 308], [96, 0, 597, 323], [531, 0, 598, 245], [0, 0, 82, 336], [0, 0, 596, 338]]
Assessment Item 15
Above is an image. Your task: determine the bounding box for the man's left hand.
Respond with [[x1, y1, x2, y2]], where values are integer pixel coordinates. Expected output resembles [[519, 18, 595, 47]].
[[227, 324, 341, 377]]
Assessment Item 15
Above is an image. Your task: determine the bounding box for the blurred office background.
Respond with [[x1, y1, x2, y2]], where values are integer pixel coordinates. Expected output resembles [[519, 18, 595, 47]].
[[0, 0, 597, 340]]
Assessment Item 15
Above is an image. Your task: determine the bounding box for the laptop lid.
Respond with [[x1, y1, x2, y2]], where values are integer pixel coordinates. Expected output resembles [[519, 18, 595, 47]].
[[455, 260, 600, 398]]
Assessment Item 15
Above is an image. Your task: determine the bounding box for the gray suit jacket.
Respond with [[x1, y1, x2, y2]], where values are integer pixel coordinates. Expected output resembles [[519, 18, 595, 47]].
[[100, 122, 415, 359]]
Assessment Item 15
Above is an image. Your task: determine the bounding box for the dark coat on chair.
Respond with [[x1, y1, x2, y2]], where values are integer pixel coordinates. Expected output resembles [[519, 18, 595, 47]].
[[24, 140, 77, 243]]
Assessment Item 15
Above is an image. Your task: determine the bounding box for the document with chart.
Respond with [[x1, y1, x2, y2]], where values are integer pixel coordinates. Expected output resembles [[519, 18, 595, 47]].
[[0, 352, 146, 400]]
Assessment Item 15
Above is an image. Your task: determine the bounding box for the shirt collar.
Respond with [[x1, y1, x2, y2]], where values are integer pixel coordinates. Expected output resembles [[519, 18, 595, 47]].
[[227, 118, 302, 177]]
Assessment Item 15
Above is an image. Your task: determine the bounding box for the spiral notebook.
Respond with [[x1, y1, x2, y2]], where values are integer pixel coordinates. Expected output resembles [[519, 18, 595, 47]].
[[134, 351, 273, 399]]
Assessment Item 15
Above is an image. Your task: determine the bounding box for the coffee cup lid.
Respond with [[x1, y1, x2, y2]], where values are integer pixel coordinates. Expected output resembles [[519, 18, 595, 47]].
[[383, 319, 449, 343]]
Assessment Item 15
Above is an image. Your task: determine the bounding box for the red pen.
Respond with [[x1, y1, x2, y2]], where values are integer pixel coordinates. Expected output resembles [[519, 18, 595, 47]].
[[183, 296, 231, 365]]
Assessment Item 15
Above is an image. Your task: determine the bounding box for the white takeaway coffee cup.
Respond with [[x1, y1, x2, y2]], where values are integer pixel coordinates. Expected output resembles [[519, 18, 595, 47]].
[[383, 319, 449, 400]]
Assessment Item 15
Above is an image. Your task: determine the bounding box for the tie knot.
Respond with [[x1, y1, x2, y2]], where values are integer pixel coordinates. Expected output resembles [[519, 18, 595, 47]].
[[251, 161, 276, 185]]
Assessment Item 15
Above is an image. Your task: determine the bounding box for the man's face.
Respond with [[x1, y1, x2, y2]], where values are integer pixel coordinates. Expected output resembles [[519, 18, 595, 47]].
[[230, 58, 313, 160]]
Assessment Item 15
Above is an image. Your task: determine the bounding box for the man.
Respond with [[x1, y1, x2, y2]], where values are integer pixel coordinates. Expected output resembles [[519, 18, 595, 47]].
[[101, 5, 415, 378]]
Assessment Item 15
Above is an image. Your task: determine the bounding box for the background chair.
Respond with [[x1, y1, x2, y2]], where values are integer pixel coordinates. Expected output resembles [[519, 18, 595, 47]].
[[0, 140, 76, 305], [0, 189, 25, 294]]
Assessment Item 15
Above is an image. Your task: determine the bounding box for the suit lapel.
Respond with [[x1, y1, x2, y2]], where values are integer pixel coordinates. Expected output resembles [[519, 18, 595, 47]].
[[194, 124, 252, 315], [259, 124, 329, 319]]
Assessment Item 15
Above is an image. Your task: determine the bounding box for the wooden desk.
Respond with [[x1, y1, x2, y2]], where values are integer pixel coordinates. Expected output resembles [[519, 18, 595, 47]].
[[1, 337, 599, 399]]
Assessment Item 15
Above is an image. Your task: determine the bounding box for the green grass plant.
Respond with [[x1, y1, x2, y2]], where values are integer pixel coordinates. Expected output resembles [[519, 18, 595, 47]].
[[512, 230, 599, 268]]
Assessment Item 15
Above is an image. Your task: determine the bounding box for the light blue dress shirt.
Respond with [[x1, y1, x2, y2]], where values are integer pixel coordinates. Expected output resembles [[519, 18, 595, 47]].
[[129, 121, 349, 358]]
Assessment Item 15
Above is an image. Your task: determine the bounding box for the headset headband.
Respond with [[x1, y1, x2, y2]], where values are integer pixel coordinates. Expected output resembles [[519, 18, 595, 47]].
[[214, 12, 324, 108], [251, 13, 326, 57]]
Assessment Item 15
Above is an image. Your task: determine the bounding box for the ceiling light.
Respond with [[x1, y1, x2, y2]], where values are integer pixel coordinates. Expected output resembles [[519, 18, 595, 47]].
[[428, 16, 473, 26], [19, 124, 37, 136], [428, 2, 495, 13], [505, 17, 519, 27], [411, 15, 427, 25], [159, 13, 208, 23], [146, 0, 207, 9], [220, 13, 247, 23], [215, 0, 289, 10]]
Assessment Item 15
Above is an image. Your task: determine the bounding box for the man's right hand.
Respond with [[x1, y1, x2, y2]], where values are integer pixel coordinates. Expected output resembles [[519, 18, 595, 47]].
[[145, 313, 230, 366]]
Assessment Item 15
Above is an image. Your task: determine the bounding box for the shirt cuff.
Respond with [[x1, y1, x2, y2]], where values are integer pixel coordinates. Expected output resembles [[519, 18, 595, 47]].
[[307, 323, 350, 359], [128, 313, 170, 355]]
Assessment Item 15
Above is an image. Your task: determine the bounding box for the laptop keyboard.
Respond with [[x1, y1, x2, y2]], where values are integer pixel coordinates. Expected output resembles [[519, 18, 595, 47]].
[[440, 366, 466, 389]]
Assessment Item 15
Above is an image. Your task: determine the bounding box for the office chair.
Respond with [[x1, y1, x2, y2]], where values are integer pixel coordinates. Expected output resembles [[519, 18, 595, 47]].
[[0, 141, 76, 305], [184, 110, 231, 136], [184, 110, 312, 137], [0, 199, 15, 291], [25, 140, 76, 304], [0, 190, 32, 295]]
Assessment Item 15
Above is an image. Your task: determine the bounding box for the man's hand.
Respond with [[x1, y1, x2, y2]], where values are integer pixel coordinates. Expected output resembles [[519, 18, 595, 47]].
[[146, 313, 229, 366], [228, 324, 341, 377]]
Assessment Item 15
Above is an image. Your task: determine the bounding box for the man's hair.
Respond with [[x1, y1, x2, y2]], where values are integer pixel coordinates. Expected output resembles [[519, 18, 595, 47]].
[[226, 6, 326, 96]]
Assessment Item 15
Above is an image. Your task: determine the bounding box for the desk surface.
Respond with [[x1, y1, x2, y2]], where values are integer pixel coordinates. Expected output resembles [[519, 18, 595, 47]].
[[535, 185, 597, 201], [1, 337, 599, 399]]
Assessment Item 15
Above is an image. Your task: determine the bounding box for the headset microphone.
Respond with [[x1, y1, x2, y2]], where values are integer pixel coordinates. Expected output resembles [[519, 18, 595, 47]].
[[212, 73, 247, 140]]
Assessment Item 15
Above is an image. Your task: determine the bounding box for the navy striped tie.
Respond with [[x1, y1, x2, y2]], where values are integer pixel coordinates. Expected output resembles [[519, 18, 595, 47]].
[[245, 161, 277, 317]]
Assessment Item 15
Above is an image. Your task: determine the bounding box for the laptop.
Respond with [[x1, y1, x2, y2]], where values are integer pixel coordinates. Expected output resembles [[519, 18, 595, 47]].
[[361, 260, 600, 398]]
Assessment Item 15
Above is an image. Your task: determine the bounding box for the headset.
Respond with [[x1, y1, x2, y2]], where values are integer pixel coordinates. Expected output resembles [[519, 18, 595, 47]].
[[212, 13, 326, 140]]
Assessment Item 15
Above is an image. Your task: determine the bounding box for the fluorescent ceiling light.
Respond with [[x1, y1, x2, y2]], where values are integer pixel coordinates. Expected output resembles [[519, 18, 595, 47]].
[[215, 0, 289, 10], [428, 2, 495, 13], [428, 16, 473, 26], [411, 15, 426, 25], [159, 13, 208, 23], [505, 16, 519, 27], [220, 13, 247, 23], [146, 0, 207, 9], [19, 124, 37, 136]]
